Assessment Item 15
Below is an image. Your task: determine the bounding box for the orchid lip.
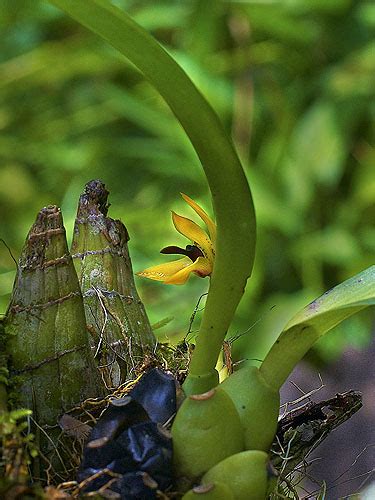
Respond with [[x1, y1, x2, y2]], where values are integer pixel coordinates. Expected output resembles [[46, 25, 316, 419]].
[[160, 245, 204, 262]]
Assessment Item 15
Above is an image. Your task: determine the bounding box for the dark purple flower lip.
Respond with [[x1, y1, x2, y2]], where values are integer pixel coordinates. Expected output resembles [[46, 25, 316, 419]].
[[160, 245, 204, 262]]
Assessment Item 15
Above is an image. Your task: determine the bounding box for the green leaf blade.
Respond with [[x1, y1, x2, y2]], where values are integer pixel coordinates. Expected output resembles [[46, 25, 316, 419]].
[[287, 265, 375, 327], [260, 266, 375, 389]]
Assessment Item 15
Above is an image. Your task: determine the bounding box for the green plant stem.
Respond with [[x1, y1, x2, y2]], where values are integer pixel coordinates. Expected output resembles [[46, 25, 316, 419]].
[[47, 0, 256, 393]]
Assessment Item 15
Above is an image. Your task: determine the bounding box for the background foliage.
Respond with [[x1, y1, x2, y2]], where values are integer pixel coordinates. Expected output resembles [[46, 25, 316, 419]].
[[1, 0, 374, 366]]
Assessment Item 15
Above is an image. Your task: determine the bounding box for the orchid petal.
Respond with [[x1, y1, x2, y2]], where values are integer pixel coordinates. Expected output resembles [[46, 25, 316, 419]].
[[172, 212, 215, 263], [180, 193, 216, 244], [136, 257, 192, 282], [164, 257, 212, 285]]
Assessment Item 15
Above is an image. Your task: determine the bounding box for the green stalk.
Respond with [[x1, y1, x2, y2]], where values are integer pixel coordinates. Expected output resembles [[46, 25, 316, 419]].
[[47, 0, 256, 393], [260, 265, 375, 390]]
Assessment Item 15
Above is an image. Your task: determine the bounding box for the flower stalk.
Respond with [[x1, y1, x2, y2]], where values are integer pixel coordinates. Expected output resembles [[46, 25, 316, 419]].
[[47, 0, 257, 395]]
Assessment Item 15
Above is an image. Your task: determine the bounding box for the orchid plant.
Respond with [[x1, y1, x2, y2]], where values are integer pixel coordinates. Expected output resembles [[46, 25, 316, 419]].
[[44, 1, 375, 498]]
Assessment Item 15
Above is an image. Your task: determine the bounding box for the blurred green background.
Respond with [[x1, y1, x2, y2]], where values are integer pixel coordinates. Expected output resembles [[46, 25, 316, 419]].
[[1, 0, 374, 366]]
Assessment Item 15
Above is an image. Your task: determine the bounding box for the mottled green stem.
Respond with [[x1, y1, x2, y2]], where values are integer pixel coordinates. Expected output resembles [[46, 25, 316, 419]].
[[71, 180, 155, 388], [5, 206, 104, 478], [47, 0, 256, 395]]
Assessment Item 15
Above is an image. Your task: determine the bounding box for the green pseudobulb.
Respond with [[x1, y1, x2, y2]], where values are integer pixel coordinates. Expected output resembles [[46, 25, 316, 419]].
[[202, 450, 270, 500], [172, 387, 244, 480], [220, 366, 280, 451]]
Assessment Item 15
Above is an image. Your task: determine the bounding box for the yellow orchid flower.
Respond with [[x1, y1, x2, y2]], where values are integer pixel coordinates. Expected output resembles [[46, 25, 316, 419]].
[[137, 193, 216, 285]]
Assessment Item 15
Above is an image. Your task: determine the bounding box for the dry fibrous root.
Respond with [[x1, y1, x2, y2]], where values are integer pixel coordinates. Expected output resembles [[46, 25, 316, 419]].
[[270, 390, 362, 497]]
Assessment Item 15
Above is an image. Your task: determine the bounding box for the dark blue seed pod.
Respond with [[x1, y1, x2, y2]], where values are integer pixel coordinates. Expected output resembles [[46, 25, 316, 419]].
[[77, 368, 176, 497], [129, 368, 177, 424]]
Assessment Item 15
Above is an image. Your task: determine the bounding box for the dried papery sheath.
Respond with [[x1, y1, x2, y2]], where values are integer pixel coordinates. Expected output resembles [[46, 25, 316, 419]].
[[4, 205, 103, 476], [71, 180, 155, 388]]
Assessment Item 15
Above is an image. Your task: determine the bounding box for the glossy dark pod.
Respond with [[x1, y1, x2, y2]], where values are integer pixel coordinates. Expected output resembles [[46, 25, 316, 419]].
[[129, 368, 177, 424], [77, 368, 176, 498]]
